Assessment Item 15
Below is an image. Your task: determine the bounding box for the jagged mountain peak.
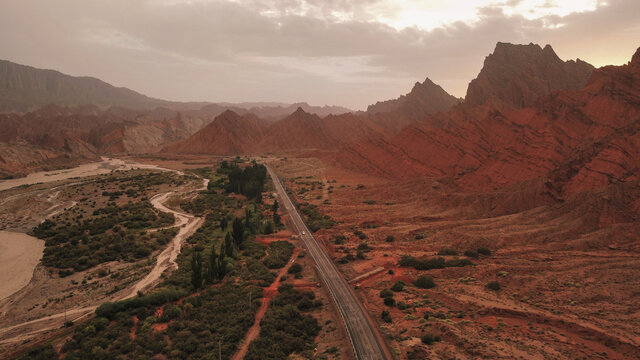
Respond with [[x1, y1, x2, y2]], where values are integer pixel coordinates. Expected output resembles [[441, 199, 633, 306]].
[[465, 42, 595, 109], [366, 77, 460, 119]]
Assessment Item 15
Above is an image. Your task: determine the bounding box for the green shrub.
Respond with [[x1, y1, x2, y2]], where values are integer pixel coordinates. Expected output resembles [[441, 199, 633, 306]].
[[385, 235, 395, 243], [437, 248, 458, 256], [300, 204, 335, 232], [288, 263, 303, 274], [381, 310, 392, 323], [263, 241, 294, 269], [383, 297, 396, 307], [245, 286, 320, 360], [17, 344, 57, 360], [380, 289, 393, 298], [391, 281, 405, 292], [414, 276, 436, 289], [444, 258, 473, 267], [332, 235, 346, 244], [464, 250, 479, 259], [487, 281, 501, 291], [477, 246, 492, 256], [160, 305, 182, 322], [421, 333, 441, 345]]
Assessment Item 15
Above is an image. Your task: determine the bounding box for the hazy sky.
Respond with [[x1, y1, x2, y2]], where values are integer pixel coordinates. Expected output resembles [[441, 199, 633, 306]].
[[1, 0, 638, 109]]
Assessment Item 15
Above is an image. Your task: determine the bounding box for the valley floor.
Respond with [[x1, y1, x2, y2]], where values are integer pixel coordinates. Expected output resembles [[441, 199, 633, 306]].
[[269, 155, 640, 360]]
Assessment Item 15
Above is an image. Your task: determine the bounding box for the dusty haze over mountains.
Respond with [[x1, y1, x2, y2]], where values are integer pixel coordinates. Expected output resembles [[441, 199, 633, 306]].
[[1, 0, 639, 109], [2, 2, 640, 360]]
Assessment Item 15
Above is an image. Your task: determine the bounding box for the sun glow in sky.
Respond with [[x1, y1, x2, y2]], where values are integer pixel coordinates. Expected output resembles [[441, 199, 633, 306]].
[[236, 0, 604, 31], [0, 0, 637, 109]]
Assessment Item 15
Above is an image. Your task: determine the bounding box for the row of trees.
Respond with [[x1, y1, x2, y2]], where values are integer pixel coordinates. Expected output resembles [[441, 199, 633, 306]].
[[191, 217, 247, 289], [224, 162, 267, 202]]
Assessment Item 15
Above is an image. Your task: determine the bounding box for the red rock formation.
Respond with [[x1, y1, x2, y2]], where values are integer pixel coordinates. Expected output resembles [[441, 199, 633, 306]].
[[367, 77, 461, 119], [163, 110, 267, 154], [259, 108, 389, 151], [0, 105, 211, 177], [335, 46, 640, 203], [465, 42, 594, 110]]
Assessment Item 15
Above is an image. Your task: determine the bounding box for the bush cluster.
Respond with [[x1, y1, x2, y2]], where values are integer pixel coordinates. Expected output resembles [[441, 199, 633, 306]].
[[300, 203, 336, 232], [399, 255, 472, 271], [414, 276, 436, 289], [245, 284, 321, 359], [34, 202, 176, 273], [263, 241, 294, 269]]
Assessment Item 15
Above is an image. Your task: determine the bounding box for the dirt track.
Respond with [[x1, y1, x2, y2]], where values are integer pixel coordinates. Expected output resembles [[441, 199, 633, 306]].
[[125, 184, 206, 298], [0, 172, 208, 348]]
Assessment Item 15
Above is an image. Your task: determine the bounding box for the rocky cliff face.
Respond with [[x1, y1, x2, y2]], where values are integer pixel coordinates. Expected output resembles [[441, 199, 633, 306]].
[[465, 42, 594, 110], [335, 46, 640, 204], [0, 105, 211, 178]]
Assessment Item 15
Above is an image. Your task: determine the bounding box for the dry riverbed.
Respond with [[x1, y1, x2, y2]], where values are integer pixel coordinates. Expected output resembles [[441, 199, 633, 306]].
[[0, 231, 44, 301], [0, 160, 206, 354]]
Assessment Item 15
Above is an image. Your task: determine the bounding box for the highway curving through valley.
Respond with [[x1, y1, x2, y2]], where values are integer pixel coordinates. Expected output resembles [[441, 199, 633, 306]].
[[266, 165, 390, 360]]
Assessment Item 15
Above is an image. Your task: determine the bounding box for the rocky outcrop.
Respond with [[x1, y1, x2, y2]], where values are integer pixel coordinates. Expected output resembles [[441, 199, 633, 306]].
[[367, 77, 461, 119], [335, 45, 640, 202], [162, 110, 267, 154], [465, 43, 594, 110], [0, 105, 212, 177]]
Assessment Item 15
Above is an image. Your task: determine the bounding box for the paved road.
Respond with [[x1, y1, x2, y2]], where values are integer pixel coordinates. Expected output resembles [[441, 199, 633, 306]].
[[267, 166, 389, 360]]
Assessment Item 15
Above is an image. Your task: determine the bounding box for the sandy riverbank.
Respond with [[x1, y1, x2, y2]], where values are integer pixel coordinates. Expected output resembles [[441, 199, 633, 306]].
[[0, 157, 177, 192], [0, 231, 44, 301]]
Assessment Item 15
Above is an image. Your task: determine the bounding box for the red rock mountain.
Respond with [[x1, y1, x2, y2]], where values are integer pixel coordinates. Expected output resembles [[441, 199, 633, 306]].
[[166, 42, 600, 159], [465, 42, 594, 110], [367, 77, 461, 119], [335, 46, 640, 202], [164, 76, 462, 155], [0, 105, 210, 178], [163, 110, 267, 154], [164, 107, 395, 155]]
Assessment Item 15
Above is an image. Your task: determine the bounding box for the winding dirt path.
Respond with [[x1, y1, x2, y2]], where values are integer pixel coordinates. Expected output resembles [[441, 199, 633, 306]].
[[231, 247, 300, 360], [0, 176, 208, 346], [125, 186, 207, 298]]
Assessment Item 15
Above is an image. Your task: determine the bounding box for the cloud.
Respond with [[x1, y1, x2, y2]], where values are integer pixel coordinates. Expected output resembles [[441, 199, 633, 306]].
[[0, 0, 638, 109]]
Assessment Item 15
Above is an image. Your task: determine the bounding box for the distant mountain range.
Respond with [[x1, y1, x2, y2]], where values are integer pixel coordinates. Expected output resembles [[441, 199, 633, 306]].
[[3, 41, 639, 206], [0, 59, 354, 177], [0, 59, 353, 117], [0, 59, 199, 112]]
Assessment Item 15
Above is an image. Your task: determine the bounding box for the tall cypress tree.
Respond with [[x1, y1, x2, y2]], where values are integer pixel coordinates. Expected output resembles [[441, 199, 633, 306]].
[[206, 243, 219, 284], [191, 252, 203, 289], [217, 254, 226, 279], [224, 232, 234, 258], [232, 217, 245, 248]]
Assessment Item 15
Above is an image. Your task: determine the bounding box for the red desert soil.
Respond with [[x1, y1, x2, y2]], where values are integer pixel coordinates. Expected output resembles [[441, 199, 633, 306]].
[[268, 152, 640, 359]]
